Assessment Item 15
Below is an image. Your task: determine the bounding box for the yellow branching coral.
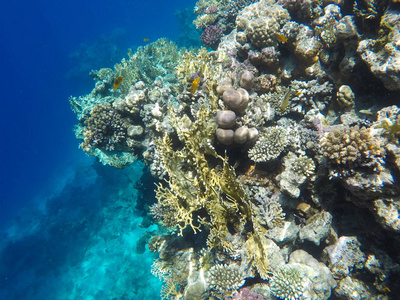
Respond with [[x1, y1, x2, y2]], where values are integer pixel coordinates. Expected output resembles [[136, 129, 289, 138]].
[[175, 48, 230, 110], [151, 104, 278, 279], [114, 38, 183, 95]]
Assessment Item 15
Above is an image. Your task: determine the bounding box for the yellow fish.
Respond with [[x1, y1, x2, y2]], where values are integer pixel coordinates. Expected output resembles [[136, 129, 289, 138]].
[[143, 38, 149, 42], [112, 76, 123, 90], [281, 88, 291, 111], [276, 33, 288, 43], [190, 77, 200, 94]]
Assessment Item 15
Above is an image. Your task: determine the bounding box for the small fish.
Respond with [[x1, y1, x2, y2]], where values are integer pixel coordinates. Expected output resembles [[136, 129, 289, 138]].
[[112, 76, 123, 90], [245, 164, 256, 175], [190, 77, 201, 94], [359, 109, 374, 115], [143, 38, 149, 42], [276, 33, 288, 43], [281, 88, 291, 111]]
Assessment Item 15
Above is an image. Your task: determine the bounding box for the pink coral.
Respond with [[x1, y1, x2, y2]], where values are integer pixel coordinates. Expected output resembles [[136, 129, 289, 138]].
[[226, 287, 266, 300]]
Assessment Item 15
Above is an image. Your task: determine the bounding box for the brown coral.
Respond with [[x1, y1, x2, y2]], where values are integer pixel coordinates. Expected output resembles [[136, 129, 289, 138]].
[[320, 125, 383, 166], [82, 103, 127, 152]]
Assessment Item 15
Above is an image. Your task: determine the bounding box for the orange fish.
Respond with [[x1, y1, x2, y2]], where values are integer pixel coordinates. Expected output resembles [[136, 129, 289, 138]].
[[113, 76, 123, 90], [276, 33, 288, 43], [190, 77, 200, 94]]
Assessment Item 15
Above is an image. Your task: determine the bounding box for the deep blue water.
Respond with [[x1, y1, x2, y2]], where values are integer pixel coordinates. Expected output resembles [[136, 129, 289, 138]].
[[0, 0, 196, 226], [0, 1, 197, 298]]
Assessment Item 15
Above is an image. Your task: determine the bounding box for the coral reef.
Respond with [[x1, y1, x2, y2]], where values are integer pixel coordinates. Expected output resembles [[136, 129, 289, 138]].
[[207, 264, 245, 299], [248, 126, 288, 162], [201, 24, 223, 50], [82, 103, 127, 152], [69, 1, 400, 298]]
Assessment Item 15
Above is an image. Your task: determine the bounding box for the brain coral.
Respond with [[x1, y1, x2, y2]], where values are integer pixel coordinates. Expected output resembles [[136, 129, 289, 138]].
[[248, 126, 288, 162], [82, 103, 127, 152], [320, 125, 382, 166], [236, 0, 290, 49]]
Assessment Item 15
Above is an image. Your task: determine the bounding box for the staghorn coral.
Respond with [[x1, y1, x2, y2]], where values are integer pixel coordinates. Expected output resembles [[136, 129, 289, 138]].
[[207, 264, 245, 299], [248, 126, 288, 162], [82, 103, 127, 152], [320, 125, 383, 167]]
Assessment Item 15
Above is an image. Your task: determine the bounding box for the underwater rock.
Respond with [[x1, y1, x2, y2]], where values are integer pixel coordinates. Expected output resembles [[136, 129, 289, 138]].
[[371, 197, 400, 233], [270, 250, 336, 300], [277, 152, 315, 198], [342, 168, 395, 200], [323, 236, 366, 279], [335, 276, 376, 299], [357, 10, 400, 91], [336, 15, 359, 40], [184, 270, 209, 300], [294, 24, 322, 65], [265, 221, 300, 244], [299, 211, 332, 246]]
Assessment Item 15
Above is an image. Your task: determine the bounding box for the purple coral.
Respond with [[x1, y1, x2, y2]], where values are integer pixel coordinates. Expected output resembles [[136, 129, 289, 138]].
[[205, 5, 218, 14], [226, 287, 266, 300], [201, 24, 223, 50]]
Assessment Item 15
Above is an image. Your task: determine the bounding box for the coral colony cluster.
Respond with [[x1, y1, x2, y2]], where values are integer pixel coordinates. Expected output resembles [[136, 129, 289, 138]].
[[70, 0, 400, 299]]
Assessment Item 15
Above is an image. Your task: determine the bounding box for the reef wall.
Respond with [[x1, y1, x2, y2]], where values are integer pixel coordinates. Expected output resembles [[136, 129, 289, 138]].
[[70, 1, 400, 299]]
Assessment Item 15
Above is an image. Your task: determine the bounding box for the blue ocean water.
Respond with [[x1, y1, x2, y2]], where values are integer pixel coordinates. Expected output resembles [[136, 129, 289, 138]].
[[0, 0, 197, 298]]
